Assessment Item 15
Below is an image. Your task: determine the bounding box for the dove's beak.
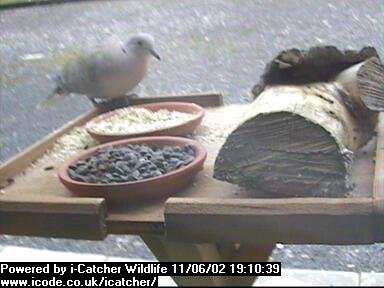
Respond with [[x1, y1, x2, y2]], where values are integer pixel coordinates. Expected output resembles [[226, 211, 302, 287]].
[[149, 48, 161, 61]]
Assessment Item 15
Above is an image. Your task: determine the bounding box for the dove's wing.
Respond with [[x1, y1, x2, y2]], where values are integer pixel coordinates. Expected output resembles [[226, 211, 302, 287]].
[[61, 42, 149, 99], [95, 47, 150, 99]]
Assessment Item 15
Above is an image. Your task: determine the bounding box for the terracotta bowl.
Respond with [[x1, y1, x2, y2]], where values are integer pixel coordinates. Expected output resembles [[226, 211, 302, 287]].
[[58, 136, 207, 204], [86, 102, 205, 143]]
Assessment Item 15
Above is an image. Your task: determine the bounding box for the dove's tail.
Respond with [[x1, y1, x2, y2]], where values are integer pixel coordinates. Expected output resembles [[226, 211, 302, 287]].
[[38, 73, 70, 109], [37, 86, 68, 109]]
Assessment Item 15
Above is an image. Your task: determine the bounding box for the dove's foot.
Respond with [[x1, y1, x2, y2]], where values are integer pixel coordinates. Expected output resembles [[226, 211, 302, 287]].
[[88, 95, 136, 112]]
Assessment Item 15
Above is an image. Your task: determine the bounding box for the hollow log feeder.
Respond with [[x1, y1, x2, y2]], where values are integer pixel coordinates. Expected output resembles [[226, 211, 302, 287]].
[[214, 46, 384, 197]]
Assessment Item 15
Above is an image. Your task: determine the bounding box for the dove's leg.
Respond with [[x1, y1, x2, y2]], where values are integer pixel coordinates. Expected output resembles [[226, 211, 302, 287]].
[[87, 95, 134, 111], [87, 96, 111, 112], [105, 95, 131, 110], [87, 96, 100, 106]]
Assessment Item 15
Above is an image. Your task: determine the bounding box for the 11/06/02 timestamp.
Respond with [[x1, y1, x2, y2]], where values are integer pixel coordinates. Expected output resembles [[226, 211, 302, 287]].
[[170, 262, 281, 276]]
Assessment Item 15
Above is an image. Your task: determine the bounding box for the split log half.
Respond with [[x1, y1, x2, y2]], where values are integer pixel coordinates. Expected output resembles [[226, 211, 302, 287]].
[[214, 84, 356, 197]]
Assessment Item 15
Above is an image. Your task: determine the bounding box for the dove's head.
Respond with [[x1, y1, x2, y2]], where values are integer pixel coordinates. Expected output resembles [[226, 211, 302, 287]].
[[126, 33, 160, 60]]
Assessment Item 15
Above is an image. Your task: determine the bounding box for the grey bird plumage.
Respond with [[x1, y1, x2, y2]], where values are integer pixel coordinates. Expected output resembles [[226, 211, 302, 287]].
[[39, 33, 160, 108]]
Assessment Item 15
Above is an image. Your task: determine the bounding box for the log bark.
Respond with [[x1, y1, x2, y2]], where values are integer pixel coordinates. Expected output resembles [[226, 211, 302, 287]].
[[252, 46, 380, 98], [214, 46, 383, 198]]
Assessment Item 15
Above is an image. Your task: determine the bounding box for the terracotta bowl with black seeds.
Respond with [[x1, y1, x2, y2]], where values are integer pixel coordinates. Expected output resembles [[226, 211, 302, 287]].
[[58, 136, 207, 204], [86, 102, 205, 143]]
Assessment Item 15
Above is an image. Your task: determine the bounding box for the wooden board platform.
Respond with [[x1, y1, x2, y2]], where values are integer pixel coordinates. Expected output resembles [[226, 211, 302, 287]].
[[0, 92, 383, 244], [0, 93, 225, 239]]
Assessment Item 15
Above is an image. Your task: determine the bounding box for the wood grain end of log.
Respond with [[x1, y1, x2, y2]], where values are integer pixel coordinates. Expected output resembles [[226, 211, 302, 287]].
[[357, 57, 384, 111], [213, 111, 352, 198]]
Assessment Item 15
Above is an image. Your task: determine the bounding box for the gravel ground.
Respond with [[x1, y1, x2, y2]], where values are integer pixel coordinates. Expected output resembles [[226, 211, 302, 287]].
[[0, 0, 383, 272]]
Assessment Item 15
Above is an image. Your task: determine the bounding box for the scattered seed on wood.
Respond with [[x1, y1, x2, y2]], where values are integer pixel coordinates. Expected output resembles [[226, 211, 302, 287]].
[[68, 144, 196, 184], [0, 178, 14, 189]]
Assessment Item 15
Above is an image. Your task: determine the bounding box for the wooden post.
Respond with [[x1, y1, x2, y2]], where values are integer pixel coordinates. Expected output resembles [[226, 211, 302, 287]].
[[141, 234, 274, 287], [141, 235, 228, 287]]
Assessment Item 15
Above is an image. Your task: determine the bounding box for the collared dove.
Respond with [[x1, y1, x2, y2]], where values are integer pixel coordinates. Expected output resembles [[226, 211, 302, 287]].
[[39, 33, 160, 108]]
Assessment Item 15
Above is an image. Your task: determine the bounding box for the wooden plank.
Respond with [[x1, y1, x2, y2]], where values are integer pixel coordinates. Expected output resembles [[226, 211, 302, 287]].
[[130, 92, 224, 107], [164, 197, 377, 244], [107, 136, 376, 234], [373, 113, 384, 242], [0, 195, 107, 240], [0, 109, 100, 184], [0, 92, 223, 185], [0, 93, 224, 239], [1, 142, 250, 236], [2, 138, 376, 236], [0, 103, 377, 240]]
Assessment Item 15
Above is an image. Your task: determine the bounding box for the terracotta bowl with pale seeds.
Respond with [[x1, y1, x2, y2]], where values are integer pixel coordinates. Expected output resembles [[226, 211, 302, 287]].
[[86, 102, 205, 143]]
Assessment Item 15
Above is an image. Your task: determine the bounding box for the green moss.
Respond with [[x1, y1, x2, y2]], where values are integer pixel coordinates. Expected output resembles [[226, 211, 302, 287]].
[[0, 0, 27, 4], [0, 0, 44, 5]]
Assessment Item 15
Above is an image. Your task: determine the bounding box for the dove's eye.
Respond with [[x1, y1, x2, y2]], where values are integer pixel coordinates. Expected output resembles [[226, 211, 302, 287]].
[[137, 41, 143, 46]]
